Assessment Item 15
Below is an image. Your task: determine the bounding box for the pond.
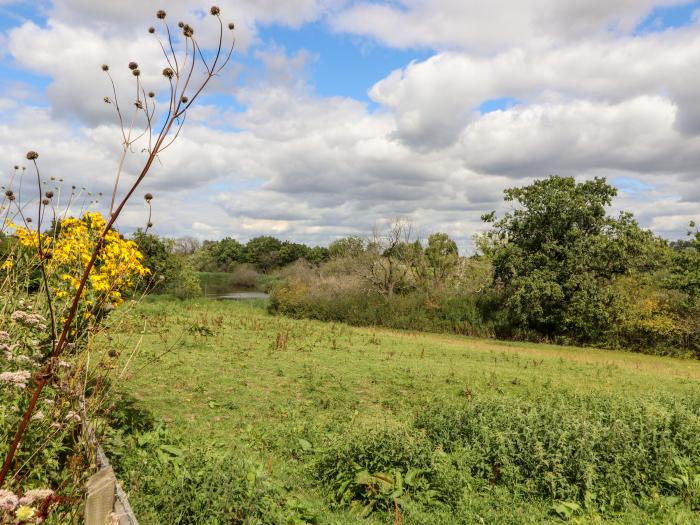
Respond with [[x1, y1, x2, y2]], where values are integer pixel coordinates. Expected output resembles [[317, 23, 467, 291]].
[[212, 290, 269, 300]]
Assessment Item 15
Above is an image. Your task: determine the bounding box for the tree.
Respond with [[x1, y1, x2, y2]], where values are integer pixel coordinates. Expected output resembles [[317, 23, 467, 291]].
[[131, 230, 178, 293], [358, 219, 419, 298], [328, 236, 365, 259], [245, 236, 283, 270], [482, 176, 665, 342]]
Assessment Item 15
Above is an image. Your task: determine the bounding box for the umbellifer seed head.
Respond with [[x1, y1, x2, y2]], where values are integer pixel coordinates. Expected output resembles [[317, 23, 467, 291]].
[[183, 24, 193, 37], [178, 21, 184, 28], [132, 69, 141, 77], [45, 191, 54, 199], [102, 64, 109, 71], [104, 96, 111, 104], [5, 190, 13, 198], [156, 9, 166, 19], [148, 26, 155, 34], [144, 193, 153, 202], [26, 217, 32, 223], [180, 96, 188, 103], [42, 198, 49, 205], [228, 22, 235, 30], [26, 151, 39, 161], [210, 6, 220, 15], [162, 67, 174, 79], [128, 61, 138, 70], [13, 165, 19, 170], [147, 222, 153, 228], [148, 91, 155, 98]]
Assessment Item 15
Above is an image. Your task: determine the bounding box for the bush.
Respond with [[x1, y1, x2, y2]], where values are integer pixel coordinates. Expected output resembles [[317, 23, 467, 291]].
[[108, 425, 317, 524], [414, 392, 700, 511]]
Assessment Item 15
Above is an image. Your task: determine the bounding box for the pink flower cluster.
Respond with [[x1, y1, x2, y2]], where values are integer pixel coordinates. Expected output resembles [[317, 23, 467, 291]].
[[10, 311, 47, 331], [0, 370, 31, 389]]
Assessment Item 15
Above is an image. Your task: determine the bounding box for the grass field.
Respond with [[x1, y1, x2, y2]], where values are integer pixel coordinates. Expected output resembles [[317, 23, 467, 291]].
[[102, 297, 700, 524]]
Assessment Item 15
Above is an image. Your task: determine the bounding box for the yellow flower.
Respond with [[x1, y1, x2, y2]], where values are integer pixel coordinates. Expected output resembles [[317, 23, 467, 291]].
[[1, 259, 12, 270], [16, 505, 36, 520]]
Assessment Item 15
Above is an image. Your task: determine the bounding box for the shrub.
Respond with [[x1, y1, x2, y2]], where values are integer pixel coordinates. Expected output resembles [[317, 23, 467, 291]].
[[108, 425, 317, 525], [414, 392, 700, 511]]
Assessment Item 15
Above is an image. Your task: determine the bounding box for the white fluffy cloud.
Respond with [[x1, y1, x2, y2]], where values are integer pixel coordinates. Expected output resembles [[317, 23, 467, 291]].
[[1, 0, 699, 249], [330, 0, 691, 51]]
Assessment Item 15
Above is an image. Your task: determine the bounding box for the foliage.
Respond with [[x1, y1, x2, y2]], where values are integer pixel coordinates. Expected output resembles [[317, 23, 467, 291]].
[[104, 297, 700, 524], [132, 230, 179, 293], [480, 176, 669, 344]]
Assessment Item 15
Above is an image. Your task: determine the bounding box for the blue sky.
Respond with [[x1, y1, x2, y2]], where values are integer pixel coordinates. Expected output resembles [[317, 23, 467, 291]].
[[0, 0, 699, 246]]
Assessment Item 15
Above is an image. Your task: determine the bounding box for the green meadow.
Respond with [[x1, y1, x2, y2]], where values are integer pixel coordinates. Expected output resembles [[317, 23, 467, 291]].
[[103, 297, 700, 524]]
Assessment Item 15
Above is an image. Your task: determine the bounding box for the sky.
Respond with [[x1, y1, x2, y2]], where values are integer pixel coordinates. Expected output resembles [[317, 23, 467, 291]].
[[1, 0, 699, 252]]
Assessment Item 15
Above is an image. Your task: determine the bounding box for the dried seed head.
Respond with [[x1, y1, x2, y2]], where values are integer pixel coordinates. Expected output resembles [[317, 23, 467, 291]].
[[210, 6, 220, 15], [183, 24, 193, 37], [144, 193, 153, 202], [42, 198, 49, 205], [148, 26, 155, 34], [45, 191, 54, 199], [101, 64, 109, 71], [108, 349, 118, 358], [148, 91, 155, 98], [180, 96, 188, 103], [228, 22, 235, 30], [132, 69, 141, 77], [147, 222, 154, 228], [5, 190, 13, 198], [162, 67, 174, 79], [178, 21, 184, 28], [26, 217, 32, 223], [128, 61, 138, 70], [135, 100, 144, 109], [156, 9, 166, 19], [104, 96, 111, 104], [26, 151, 39, 161], [13, 165, 19, 170]]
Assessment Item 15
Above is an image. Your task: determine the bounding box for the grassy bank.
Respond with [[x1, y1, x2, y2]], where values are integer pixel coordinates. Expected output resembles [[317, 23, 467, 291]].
[[102, 297, 700, 524]]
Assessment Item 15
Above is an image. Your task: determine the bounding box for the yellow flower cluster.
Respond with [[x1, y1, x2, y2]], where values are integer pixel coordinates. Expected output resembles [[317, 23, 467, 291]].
[[10, 213, 149, 307]]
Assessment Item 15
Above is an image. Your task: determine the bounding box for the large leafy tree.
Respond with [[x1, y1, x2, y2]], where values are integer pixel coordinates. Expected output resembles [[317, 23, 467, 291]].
[[482, 176, 664, 342]]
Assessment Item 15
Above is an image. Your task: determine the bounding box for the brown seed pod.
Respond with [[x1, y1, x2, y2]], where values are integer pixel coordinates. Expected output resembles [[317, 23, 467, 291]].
[[148, 26, 155, 34], [42, 198, 49, 205], [45, 191, 54, 199], [5, 190, 13, 198], [128, 61, 138, 70], [156, 9, 166, 19], [162, 67, 174, 79], [26, 217, 32, 223], [108, 349, 118, 358], [183, 24, 193, 37], [180, 96, 188, 104], [135, 100, 144, 109], [132, 69, 141, 77], [101, 64, 109, 71], [228, 22, 235, 30], [178, 21, 184, 28], [144, 193, 153, 202], [147, 222, 154, 228], [26, 151, 39, 160], [13, 165, 19, 170], [148, 91, 155, 98], [104, 96, 111, 104], [210, 6, 220, 15]]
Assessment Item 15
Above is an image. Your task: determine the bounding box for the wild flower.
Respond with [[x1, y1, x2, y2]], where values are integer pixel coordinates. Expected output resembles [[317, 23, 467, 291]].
[[19, 489, 54, 506], [64, 411, 80, 423], [15, 505, 35, 520], [0, 489, 18, 511], [0, 371, 31, 389], [0, 331, 10, 342]]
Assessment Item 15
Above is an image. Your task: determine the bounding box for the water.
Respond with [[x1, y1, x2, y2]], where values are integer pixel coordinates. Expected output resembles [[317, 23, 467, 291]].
[[215, 291, 269, 300]]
